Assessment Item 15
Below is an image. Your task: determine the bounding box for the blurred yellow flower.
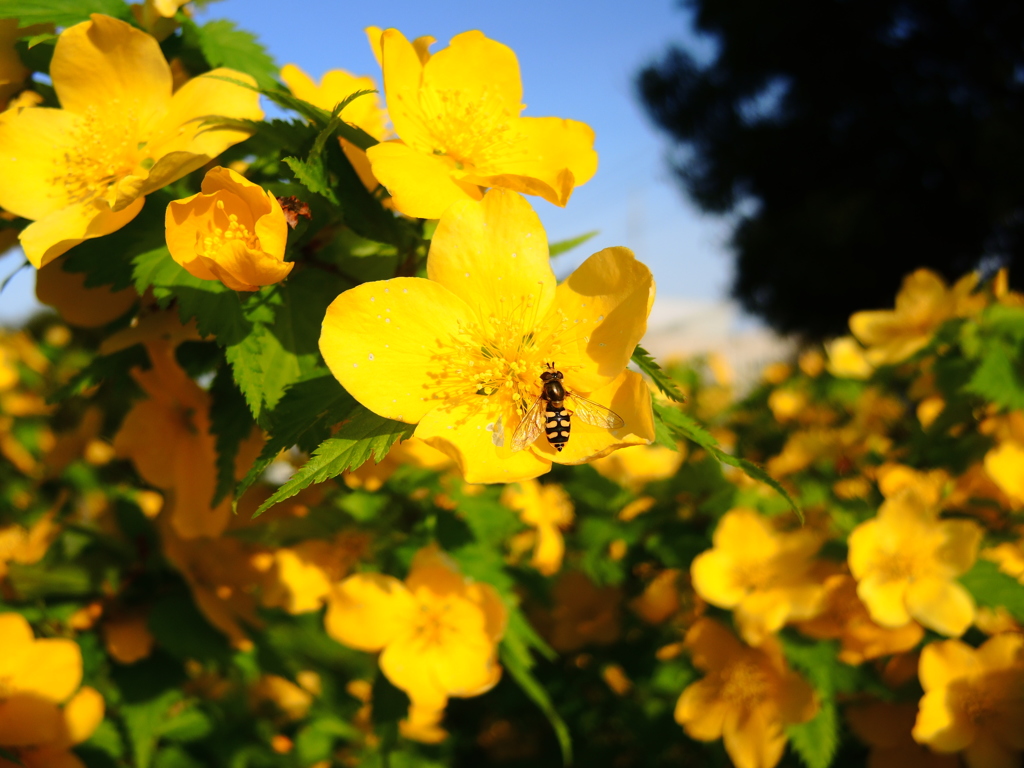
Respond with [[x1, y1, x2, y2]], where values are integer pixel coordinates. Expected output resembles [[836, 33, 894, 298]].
[[0, 20, 30, 111], [529, 569, 622, 652], [848, 488, 981, 637], [501, 479, 573, 575], [366, 28, 597, 218], [796, 573, 924, 665], [130, 0, 190, 40], [35, 255, 137, 328], [691, 508, 827, 645], [0, 512, 59, 582], [319, 189, 655, 483], [0, 14, 262, 268], [825, 336, 874, 379], [101, 610, 155, 665], [259, 532, 370, 614], [849, 270, 980, 366], [675, 618, 817, 768], [913, 633, 1024, 768], [325, 546, 506, 714], [166, 167, 292, 292], [590, 442, 684, 491]]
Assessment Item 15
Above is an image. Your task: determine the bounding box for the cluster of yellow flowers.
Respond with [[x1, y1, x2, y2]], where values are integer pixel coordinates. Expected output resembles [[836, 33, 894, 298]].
[[2, 5, 1023, 768]]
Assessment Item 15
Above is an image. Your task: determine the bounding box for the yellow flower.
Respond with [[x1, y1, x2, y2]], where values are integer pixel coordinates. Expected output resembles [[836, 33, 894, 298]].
[[130, 0, 190, 40], [319, 189, 655, 483], [0, 613, 103, 750], [848, 488, 982, 637], [0, 512, 59, 582], [691, 508, 827, 645], [913, 633, 1024, 768], [674, 618, 817, 768], [365, 29, 597, 218], [280, 63, 388, 141], [0, 14, 262, 268], [101, 609, 155, 665], [501, 479, 573, 575], [259, 532, 370, 614], [166, 167, 292, 292], [35, 255, 137, 328], [325, 546, 506, 711], [849, 270, 980, 365], [590, 442, 685, 491], [847, 701, 958, 768], [796, 573, 924, 665]]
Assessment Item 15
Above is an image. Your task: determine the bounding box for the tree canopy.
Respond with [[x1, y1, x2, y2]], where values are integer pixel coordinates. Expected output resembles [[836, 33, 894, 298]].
[[638, 0, 1024, 337]]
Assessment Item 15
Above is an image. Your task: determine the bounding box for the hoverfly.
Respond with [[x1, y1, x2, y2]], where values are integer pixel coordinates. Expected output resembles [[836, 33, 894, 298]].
[[510, 363, 625, 453]]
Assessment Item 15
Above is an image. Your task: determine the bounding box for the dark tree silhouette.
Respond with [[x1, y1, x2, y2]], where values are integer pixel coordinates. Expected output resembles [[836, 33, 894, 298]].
[[638, 0, 1024, 337]]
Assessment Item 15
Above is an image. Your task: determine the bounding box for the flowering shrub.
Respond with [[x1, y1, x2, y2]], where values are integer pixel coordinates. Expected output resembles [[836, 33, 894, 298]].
[[0, 4, 1022, 768]]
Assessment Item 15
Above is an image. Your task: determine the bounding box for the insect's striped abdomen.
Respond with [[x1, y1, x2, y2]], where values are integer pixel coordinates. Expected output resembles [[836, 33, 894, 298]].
[[545, 404, 571, 452]]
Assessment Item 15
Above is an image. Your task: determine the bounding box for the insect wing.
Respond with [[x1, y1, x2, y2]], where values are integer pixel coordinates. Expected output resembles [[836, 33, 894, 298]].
[[510, 397, 546, 453], [566, 391, 625, 429]]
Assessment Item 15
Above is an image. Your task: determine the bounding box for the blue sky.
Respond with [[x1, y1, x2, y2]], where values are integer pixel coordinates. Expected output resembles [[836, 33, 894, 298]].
[[0, 0, 731, 325]]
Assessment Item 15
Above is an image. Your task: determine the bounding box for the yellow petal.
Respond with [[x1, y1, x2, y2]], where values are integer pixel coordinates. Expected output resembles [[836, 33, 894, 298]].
[[691, 549, 745, 608], [324, 573, 414, 652], [904, 576, 975, 637], [142, 68, 262, 192], [468, 116, 597, 205], [0, 612, 35, 659], [537, 370, 655, 465], [424, 31, 521, 119], [281, 64, 387, 141], [366, 140, 481, 219], [415, 394, 552, 483], [675, 678, 727, 739], [10, 638, 82, 702], [856, 572, 912, 628], [400, 700, 448, 744], [984, 440, 1024, 504], [936, 519, 982, 576], [912, 690, 975, 752], [59, 686, 105, 746], [532, 523, 565, 575], [976, 631, 1024, 669], [19, 197, 145, 268], [201, 240, 293, 292], [0, 107, 81, 221], [722, 702, 787, 768], [320, 277, 479, 423], [551, 246, 654, 394], [378, 636, 449, 708], [918, 638, 979, 692], [427, 189, 555, 325], [379, 29, 434, 152], [51, 15, 171, 125]]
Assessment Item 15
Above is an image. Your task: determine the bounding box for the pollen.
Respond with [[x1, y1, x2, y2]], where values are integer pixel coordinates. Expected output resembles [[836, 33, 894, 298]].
[[60, 104, 143, 205], [197, 204, 260, 256]]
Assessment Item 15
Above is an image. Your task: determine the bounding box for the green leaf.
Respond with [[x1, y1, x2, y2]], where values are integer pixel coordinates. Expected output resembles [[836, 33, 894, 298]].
[[654, 402, 802, 519], [781, 637, 841, 768], [964, 340, 1024, 410], [196, 19, 277, 90], [47, 345, 147, 403], [961, 559, 1024, 623], [120, 689, 182, 768], [500, 613, 571, 765], [632, 345, 687, 403], [283, 155, 338, 205], [157, 707, 213, 742], [0, 0, 131, 26], [148, 593, 232, 665], [251, 406, 414, 518], [234, 371, 356, 502], [549, 229, 598, 257], [225, 269, 343, 421], [132, 247, 250, 344], [208, 363, 254, 506]]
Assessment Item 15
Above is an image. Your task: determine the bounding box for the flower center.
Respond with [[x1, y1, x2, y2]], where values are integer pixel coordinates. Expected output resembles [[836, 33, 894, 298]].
[[60, 105, 145, 205], [412, 599, 458, 647], [427, 296, 578, 420], [401, 86, 526, 172], [721, 659, 773, 707], [197, 201, 260, 256]]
